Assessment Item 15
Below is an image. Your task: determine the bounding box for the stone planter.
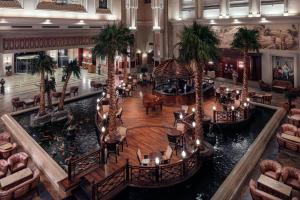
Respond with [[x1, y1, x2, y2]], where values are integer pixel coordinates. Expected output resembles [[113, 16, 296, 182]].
[[30, 113, 51, 128]]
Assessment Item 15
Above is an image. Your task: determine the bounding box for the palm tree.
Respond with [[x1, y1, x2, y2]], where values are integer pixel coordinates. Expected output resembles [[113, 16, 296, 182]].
[[32, 52, 55, 116], [231, 27, 260, 101], [178, 22, 219, 140], [58, 59, 81, 110], [93, 24, 134, 137]]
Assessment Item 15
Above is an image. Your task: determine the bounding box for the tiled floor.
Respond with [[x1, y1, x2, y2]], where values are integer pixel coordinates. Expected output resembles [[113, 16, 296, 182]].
[[0, 74, 299, 200]]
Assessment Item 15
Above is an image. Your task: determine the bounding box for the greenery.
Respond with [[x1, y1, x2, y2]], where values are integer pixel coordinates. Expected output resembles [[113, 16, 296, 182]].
[[178, 22, 219, 139], [31, 52, 56, 115], [93, 24, 134, 137], [5, 65, 12, 72], [231, 27, 260, 101], [59, 59, 81, 110], [285, 90, 298, 110]]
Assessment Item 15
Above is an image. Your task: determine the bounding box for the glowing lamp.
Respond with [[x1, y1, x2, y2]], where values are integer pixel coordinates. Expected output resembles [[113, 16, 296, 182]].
[[155, 157, 160, 165], [181, 150, 186, 159]]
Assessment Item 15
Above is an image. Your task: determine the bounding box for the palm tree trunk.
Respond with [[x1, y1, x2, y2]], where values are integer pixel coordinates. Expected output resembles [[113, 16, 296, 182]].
[[107, 56, 117, 137], [46, 89, 53, 110], [59, 74, 71, 110], [194, 62, 204, 140], [241, 50, 248, 101], [39, 70, 46, 116], [123, 56, 128, 82]]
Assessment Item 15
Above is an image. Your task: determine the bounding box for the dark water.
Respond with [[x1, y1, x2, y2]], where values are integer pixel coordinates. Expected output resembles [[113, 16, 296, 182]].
[[115, 107, 275, 200], [13, 96, 274, 199], [13, 94, 102, 171]]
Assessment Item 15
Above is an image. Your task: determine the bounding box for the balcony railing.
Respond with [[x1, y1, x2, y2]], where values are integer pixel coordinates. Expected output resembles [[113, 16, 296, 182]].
[[36, 0, 87, 12], [0, 0, 23, 8]]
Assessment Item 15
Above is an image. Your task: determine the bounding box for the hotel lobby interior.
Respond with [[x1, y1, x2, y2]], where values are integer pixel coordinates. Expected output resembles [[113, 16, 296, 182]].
[[0, 0, 300, 200]]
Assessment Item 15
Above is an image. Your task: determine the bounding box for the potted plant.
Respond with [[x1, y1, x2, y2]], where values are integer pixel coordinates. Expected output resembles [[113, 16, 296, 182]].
[[5, 65, 12, 76], [284, 90, 298, 111]]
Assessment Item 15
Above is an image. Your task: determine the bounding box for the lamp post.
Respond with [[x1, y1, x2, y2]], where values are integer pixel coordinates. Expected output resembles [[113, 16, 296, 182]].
[[155, 157, 160, 183]]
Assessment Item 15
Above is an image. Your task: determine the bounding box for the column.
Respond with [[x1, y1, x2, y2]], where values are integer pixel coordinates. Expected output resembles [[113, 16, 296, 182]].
[[284, 0, 289, 15], [195, 0, 203, 19], [248, 0, 253, 16], [219, 0, 229, 18], [152, 0, 164, 62], [153, 31, 164, 63], [126, 0, 138, 30], [256, 0, 261, 16], [0, 54, 4, 77]]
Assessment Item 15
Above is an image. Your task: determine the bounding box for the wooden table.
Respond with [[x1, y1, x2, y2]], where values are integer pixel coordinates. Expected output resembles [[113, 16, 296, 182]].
[[23, 98, 34, 107], [281, 133, 300, 143], [0, 168, 33, 190], [257, 174, 292, 200]]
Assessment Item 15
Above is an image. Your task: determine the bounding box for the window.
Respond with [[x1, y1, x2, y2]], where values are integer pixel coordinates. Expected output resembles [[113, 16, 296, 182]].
[[99, 0, 107, 9]]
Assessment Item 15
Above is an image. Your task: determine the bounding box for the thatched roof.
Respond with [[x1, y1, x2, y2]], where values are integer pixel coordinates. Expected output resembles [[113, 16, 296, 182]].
[[153, 59, 193, 79]]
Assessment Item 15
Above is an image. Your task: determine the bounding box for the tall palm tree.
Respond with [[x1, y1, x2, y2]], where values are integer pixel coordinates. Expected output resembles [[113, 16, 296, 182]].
[[231, 27, 260, 101], [178, 22, 219, 140], [93, 24, 134, 137], [58, 59, 81, 110], [32, 52, 55, 116]]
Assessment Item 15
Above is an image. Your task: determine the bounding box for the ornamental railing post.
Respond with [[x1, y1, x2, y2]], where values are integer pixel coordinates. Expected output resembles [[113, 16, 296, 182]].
[[125, 159, 130, 182], [155, 165, 160, 183], [182, 159, 186, 176]]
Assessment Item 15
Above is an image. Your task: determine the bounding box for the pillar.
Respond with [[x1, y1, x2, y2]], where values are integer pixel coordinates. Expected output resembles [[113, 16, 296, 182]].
[[152, 0, 164, 62], [219, 0, 229, 18], [248, 0, 253, 16], [255, 0, 261, 16], [195, 0, 203, 19], [126, 0, 138, 30], [284, 0, 289, 15], [0, 54, 4, 77]]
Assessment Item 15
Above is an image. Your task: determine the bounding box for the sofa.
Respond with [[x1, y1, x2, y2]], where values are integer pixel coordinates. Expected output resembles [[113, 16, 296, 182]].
[[290, 108, 300, 116], [272, 80, 293, 92], [7, 152, 29, 173], [0, 143, 17, 159], [259, 160, 282, 180], [0, 168, 40, 200], [281, 123, 298, 136], [281, 166, 300, 190], [259, 80, 272, 92]]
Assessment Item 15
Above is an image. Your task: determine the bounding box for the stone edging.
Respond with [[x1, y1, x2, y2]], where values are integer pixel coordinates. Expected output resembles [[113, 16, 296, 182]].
[[211, 104, 286, 200]]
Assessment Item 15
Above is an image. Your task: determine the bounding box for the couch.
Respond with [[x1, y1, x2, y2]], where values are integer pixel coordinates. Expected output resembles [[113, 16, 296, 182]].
[[7, 152, 29, 173], [272, 80, 293, 92], [0, 143, 17, 159], [249, 179, 282, 200], [259, 160, 282, 180], [290, 108, 300, 116], [281, 166, 300, 190], [0, 168, 40, 200]]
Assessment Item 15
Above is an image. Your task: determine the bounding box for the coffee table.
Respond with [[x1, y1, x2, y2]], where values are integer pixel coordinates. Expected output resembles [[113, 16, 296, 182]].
[[257, 174, 292, 200], [281, 133, 300, 143], [0, 168, 33, 190]]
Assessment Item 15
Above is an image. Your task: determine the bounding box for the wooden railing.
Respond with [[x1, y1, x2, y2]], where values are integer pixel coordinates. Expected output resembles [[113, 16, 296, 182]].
[[91, 149, 202, 200], [213, 108, 250, 124], [68, 148, 102, 181]]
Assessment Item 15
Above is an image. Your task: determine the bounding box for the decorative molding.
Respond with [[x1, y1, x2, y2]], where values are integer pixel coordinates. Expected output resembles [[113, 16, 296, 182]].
[[3, 36, 94, 51]]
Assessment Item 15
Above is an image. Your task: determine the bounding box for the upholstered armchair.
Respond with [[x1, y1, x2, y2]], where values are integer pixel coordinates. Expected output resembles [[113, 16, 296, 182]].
[[0, 159, 9, 179], [281, 166, 300, 190], [0, 132, 11, 143], [8, 152, 29, 173], [259, 160, 282, 180], [0, 143, 17, 159], [281, 123, 298, 136]]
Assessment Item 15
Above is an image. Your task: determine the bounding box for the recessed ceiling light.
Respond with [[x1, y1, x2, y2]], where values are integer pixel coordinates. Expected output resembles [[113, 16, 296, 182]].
[[41, 19, 52, 25], [261, 17, 268, 23], [77, 20, 85, 25], [0, 19, 8, 24], [210, 19, 216, 24]]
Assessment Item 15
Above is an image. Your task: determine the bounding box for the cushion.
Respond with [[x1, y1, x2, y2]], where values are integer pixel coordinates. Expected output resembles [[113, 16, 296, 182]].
[[286, 178, 300, 190]]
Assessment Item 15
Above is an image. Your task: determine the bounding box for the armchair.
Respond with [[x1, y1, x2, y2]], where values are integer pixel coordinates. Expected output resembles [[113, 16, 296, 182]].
[[281, 166, 300, 190], [0, 159, 8, 179], [259, 160, 282, 180], [8, 152, 29, 173]]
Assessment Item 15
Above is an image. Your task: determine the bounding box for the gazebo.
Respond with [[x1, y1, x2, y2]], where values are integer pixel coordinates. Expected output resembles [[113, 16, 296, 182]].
[[152, 59, 195, 106]]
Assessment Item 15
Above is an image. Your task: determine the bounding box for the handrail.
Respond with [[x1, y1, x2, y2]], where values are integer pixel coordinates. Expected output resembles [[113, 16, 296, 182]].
[[91, 148, 202, 200], [213, 107, 251, 124], [67, 148, 102, 181]]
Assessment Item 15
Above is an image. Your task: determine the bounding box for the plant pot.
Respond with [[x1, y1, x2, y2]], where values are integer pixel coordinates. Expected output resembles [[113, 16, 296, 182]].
[[6, 71, 12, 76]]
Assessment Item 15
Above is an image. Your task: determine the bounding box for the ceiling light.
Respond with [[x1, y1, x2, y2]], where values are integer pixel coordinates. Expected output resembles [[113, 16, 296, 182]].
[[233, 19, 240, 24], [0, 19, 8, 24], [41, 19, 52, 25], [77, 20, 85, 25], [260, 17, 268, 23], [210, 19, 216, 24]]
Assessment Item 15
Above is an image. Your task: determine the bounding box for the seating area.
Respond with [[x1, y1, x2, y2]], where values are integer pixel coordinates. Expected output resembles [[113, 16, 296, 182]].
[[0, 131, 40, 199], [272, 80, 293, 93], [250, 160, 299, 200]]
